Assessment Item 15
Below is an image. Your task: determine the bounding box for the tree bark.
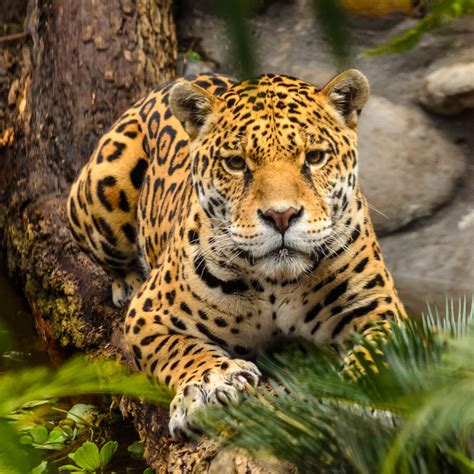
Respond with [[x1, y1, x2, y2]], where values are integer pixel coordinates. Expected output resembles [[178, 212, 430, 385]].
[[1, 0, 177, 351], [0, 1, 287, 472]]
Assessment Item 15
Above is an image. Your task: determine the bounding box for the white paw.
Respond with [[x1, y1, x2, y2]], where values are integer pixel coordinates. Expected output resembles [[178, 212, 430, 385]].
[[112, 278, 130, 308], [168, 359, 261, 439], [112, 272, 144, 308]]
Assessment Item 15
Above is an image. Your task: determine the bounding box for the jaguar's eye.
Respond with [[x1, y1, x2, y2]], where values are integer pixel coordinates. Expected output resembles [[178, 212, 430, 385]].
[[305, 150, 327, 168], [223, 155, 247, 172]]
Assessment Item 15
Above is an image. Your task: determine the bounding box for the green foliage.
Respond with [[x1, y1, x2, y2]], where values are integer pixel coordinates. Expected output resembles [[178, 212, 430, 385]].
[[0, 356, 172, 473], [214, 0, 258, 78], [65, 404, 99, 429], [0, 357, 172, 417], [127, 441, 145, 456], [201, 297, 474, 473], [185, 49, 202, 62], [312, 0, 351, 62], [365, 0, 474, 55], [2, 299, 473, 473], [59, 440, 118, 472], [215, 0, 474, 72], [32, 460, 49, 474]]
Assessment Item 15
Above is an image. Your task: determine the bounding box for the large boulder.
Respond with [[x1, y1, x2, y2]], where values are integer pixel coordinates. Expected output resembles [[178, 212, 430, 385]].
[[380, 196, 474, 316], [358, 96, 466, 234], [418, 62, 474, 115]]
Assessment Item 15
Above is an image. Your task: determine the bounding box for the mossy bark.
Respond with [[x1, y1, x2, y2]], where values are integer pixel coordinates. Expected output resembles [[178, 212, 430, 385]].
[[0, 1, 287, 472]]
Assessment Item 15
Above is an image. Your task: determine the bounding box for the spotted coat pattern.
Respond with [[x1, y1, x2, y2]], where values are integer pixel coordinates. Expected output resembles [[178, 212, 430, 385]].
[[67, 71, 406, 437]]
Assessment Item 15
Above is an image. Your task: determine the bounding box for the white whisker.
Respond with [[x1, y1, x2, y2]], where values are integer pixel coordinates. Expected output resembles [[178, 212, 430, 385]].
[[366, 201, 389, 220]]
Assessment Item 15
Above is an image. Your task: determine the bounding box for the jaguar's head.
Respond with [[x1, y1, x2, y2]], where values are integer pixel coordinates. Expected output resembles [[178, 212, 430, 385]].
[[170, 71, 369, 279]]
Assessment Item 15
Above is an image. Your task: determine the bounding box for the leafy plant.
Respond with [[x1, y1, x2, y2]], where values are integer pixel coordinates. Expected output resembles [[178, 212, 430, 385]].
[[214, 0, 258, 78], [312, 0, 351, 62], [20, 425, 69, 451], [365, 0, 474, 54], [0, 357, 172, 416], [32, 460, 48, 474], [59, 440, 118, 473], [0, 356, 172, 473], [201, 297, 474, 473], [65, 404, 99, 429], [2, 298, 473, 473], [215, 0, 474, 74], [185, 49, 202, 62], [128, 441, 145, 457]]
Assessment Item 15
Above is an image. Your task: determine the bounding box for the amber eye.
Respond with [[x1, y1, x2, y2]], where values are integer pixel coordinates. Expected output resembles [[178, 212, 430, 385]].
[[223, 155, 247, 173], [305, 150, 327, 168]]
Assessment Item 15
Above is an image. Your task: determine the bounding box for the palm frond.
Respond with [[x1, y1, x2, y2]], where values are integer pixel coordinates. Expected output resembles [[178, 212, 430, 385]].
[[201, 297, 474, 474]]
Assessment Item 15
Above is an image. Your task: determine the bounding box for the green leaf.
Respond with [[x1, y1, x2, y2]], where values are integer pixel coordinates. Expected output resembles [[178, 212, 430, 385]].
[[58, 465, 86, 472], [99, 440, 118, 468], [19, 434, 33, 445], [32, 442, 64, 451], [127, 441, 144, 456], [185, 50, 202, 62], [31, 460, 48, 474], [47, 426, 68, 444], [365, 0, 474, 55], [143, 468, 155, 474], [0, 420, 36, 474], [21, 399, 56, 409], [213, 0, 257, 79], [68, 441, 100, 471], [66, 404, 98, 428], [0, 356, 172, 418], [59, 424, 74, 437], [29, 425, 49, 444], [312, 0, 350, 62]]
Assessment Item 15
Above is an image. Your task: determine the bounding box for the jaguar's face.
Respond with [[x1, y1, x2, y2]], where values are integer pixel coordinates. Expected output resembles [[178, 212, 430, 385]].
[[170, 71, 369, 279]]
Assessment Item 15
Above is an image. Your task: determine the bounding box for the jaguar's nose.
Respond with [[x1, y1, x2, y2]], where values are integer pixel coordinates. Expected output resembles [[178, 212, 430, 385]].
[[259, 207, 304, 234]]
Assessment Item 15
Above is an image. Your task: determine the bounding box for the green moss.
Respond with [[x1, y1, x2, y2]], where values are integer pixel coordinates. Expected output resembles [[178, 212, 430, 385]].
[[5, 215, 95, 350], [24, 274, 86, 348]]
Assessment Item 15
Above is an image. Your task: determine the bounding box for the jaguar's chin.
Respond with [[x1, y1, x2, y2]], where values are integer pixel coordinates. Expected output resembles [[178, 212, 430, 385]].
[[253, 247, 313, 280]]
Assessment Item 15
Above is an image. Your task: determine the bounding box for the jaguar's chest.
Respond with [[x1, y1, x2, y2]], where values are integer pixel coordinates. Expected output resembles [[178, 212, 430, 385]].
[[193, 275, 310, 345]]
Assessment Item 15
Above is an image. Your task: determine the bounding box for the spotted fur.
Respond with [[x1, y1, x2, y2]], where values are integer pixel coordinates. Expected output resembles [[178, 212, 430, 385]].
[[67, 71, 406, 437]]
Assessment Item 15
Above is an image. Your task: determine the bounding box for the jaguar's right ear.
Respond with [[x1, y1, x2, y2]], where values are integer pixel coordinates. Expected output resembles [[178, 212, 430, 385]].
[[169, 82, 219, 139]]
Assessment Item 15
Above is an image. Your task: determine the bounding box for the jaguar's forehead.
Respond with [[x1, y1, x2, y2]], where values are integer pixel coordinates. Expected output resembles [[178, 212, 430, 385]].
[[221, 74, 320, 114], [215, 74, 341, 162]]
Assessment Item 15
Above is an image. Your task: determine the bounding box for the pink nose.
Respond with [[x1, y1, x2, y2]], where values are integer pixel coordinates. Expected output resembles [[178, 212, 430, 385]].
[[263, 207, 302, 234]]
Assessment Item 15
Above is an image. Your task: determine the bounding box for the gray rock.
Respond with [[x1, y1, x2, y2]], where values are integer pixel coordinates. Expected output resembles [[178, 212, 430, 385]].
[[418, 62, 474, 115], [380, 193, 474, 316], [358, 96, 466, 234]]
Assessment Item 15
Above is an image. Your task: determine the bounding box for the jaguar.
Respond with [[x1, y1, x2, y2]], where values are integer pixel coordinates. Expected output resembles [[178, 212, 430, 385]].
[[67, 70, 406, 437]]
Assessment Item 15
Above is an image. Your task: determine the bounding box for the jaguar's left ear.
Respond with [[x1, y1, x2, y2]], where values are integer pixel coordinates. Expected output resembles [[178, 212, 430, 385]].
[[321, 69, 369, 129], [169, 81, 220, 139]]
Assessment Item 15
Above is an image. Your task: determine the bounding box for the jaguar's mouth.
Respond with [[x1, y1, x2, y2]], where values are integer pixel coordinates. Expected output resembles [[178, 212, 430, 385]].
[[259, 245, 308, 261], [249, 243, 314, 279]]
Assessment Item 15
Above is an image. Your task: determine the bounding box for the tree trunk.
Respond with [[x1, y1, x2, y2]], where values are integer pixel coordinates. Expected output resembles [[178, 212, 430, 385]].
[[0, 1, 283, 472], [1, 0, 177, 351]]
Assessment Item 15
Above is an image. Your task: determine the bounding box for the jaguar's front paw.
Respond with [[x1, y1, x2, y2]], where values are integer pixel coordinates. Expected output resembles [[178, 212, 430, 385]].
[[111, 278, 130, 308], [168, 359, 261, 439], [112, 272, 145, 308]]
